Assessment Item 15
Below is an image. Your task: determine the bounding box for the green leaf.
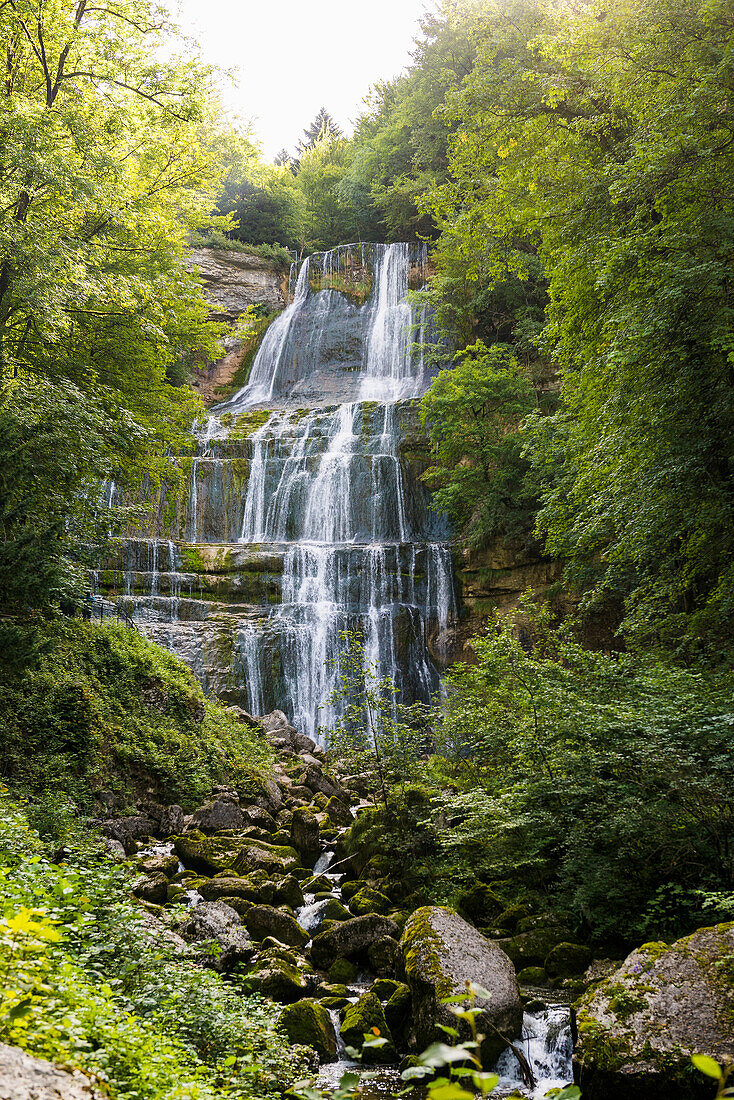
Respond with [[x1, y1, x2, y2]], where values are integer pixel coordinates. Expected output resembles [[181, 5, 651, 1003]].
[[691, 1055, 723, 1081]]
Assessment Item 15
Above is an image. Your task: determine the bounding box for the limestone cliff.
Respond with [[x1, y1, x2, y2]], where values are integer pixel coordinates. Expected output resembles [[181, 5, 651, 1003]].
[[186, 247, 289, 404]]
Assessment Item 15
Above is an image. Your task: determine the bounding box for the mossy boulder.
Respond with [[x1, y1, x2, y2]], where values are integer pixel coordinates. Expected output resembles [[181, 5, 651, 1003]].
[[310, 915, 400, 969], [340, 992, 396, 1065], [243, 946, 314, 1003], [517, 966, 549, 986], [368, 935, 398, 976], [290, 807, 320, 863], [457, 882, 505, 926], [545, 942, 593, 979], [273, 875, 305, 909], [575, 923, 734, 1099], [199, 875, 268, 902], [174, 832, 298, 877], [328, 958, 358, 984], [384, 983, 412, 1049], [349, 887, 391, 916], [498, 927, 569, 969], [279, 999, 338, 1062], [233, 839, 300, 876], [370, 979, 401, 1002], [243, 904, 309, 947], [320, 898, 351, 922], [324, 796, 353, 826], [400, 905, 522, 1066]]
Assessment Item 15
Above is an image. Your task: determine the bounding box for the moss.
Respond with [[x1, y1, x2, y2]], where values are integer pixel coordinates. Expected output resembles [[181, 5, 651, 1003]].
[[229, 409, 273, 439], [179, 545, 207, 572], [279, 1000, 338, 1061], [400, 906, 453, 999]]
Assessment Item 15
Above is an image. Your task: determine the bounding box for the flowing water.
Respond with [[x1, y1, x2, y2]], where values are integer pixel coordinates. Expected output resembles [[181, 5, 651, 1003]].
[[95, 242, 457, 743]]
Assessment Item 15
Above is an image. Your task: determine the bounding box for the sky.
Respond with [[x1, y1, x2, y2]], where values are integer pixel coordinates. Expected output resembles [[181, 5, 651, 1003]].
[[172, 0, 430, 160]]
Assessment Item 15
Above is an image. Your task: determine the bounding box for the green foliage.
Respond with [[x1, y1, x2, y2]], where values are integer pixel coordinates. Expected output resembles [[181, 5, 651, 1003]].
[[425, 0, 734, 649], [428, 603, 734, 943], [0, 618, 272, 808], [419, 341, 537, 546], [0, 377, 137, 607], [0, 790, 302, 1099]]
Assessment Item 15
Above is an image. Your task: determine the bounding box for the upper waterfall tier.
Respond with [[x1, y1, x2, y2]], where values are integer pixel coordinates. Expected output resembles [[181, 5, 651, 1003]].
[[213, 242, 434, 413]]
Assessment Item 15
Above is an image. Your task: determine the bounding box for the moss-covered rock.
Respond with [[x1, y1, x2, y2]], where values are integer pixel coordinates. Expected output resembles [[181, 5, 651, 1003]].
[[328, 958, 358, 984], [370, 978, 401, 1002], [517, 966, 549, 986], [324, 796, 353, 826], [279, 999, 337, 1063], [290, 807, 320, 863], [310, 915, 400, 969], [174, 832, 299, 877], [349, 887, 391, 916], [273, 874, 305, 909], [545, 942, 593, 979], [242, 946, 314, 1003], [575, 922, 734, 1099], [367, 935, 398, 976], [320, 898, 351, 922], [384, 983, 412, 1049], [243, 904, 309, 947], [457, 882, 505, 926], [400, 905, 522, 1067], [498, 927, 569, 969], [340, 992, 396, 1065]]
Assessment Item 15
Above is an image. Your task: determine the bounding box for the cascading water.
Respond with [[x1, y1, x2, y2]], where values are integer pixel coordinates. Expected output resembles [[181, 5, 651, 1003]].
[[94, 242, 457, 743]]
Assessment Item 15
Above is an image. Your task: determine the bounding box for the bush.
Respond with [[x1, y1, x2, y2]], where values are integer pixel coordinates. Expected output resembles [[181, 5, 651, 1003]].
[[0, 790, 305, 1099]]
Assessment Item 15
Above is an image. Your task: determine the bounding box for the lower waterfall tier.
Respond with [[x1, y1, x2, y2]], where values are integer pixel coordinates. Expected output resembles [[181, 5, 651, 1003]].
[[94, 537, 457, 743]]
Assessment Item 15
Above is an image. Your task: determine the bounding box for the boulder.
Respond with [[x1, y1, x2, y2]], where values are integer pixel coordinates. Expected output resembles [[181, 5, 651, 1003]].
[[243, 946, 313, 1003], [131, 872, 169, 904], [137, 853, 179, 878], [310, 914, 401, 969], [457, 882, 505, 926], [304, 763, 339, 799], [174, 831, 299, 877], [189, 799, 246, 833], [545, 942, 593, 979], [516, 966, 549, 986], [243, 806, 277, 832], [279, 999, 338, 1063], [260, 710, 291, 733], [159, 804, 185, 837], [349, 887, 391, 916], [177, 900, 254, 971], [384, 982, 412, 1048], [340, 992, 396, 1064], [575, 922, 734, 1099], [498, 926, 569, 968], [198, 875, 269, 902], [243, 904, 309, 947], [324, 795, 352, 826], [400, 906, 522, 1066], [292, 731, 317, 754], [329, 957, 358, 984], [101, 815, 156, 854], [0, 1041, 101, 1099], [274, 874, 305, 909], [291, 807, 320, 863], [368, 935, 398, 976]]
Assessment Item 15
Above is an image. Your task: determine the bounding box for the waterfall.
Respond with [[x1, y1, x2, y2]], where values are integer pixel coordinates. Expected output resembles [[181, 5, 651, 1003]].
[[94, 242, 456, 744]]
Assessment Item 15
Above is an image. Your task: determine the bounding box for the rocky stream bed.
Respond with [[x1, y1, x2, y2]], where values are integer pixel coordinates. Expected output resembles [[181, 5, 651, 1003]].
[[94, 707, 734, 1100]]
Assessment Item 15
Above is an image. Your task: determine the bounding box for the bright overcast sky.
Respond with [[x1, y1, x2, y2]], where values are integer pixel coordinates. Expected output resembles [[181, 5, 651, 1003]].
[[171, 0, 430, 160]]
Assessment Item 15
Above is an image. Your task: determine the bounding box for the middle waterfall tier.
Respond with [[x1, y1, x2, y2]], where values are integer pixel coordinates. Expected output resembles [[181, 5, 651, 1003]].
[[95, 242, 457, 743]]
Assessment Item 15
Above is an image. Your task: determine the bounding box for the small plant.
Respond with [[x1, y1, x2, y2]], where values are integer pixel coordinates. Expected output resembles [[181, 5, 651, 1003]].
[[692, 1056, 733, 1098]]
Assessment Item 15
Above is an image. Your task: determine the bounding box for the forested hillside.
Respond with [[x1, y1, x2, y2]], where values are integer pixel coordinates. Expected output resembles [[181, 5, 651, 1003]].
[[1, 0, 733, 1098]]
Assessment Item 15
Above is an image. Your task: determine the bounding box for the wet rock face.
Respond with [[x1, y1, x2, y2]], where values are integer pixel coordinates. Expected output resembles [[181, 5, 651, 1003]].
[[0, 1042, 101, 1099], [400, 905, 522, 1066], [575, 922, 734, 1099]]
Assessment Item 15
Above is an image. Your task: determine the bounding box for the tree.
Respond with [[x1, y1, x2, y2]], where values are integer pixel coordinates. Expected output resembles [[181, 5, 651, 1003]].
[[0, 0, 230, 438], [419, 341, 537, 546], [296, 108, 343, 158]]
